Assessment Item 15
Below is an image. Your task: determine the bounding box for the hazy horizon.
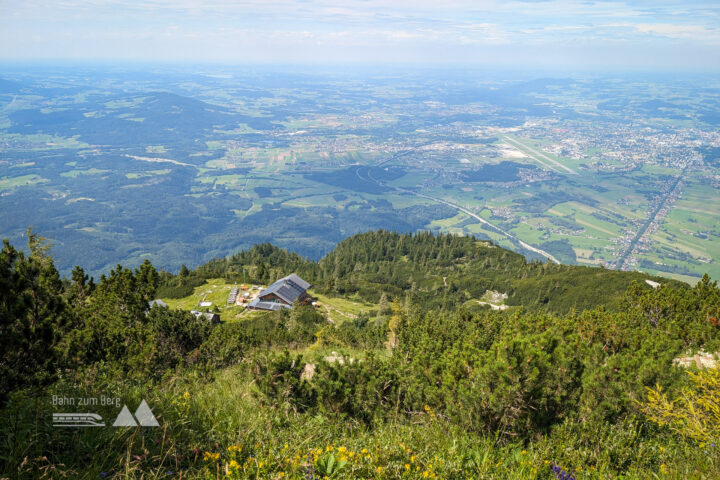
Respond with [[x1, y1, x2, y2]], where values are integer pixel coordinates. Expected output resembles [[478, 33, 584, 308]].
[[2, 1, 719, 72]]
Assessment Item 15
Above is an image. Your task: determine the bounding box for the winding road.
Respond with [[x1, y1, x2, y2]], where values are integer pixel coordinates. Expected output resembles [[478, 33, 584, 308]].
[[363, 165, 561, 264]]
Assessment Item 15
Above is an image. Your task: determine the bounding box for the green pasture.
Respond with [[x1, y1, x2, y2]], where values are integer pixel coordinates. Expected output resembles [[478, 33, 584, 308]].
[[0, 132, 89, 150], [428, 212, 470, 229], [510, 222, 549, 245], [637, 266, 703, 285], [0, 174, 48, 191], [311, 291, 377, 326], [145, 145, 167, 154], [160, 278, 257, 320], [159, 280, 378, 326]]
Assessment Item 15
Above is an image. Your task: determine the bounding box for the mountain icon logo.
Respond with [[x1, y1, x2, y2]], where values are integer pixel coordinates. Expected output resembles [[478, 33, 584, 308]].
[[134, 399, 160, 426], [112, 400, 160, 427]]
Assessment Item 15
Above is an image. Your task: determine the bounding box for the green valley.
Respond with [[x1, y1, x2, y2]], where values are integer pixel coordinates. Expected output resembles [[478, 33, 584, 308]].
[[1, 68, 719, 282]]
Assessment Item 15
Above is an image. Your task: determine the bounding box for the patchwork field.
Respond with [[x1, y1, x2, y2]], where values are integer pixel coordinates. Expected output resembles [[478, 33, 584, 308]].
[[0, 68, 718, 282]]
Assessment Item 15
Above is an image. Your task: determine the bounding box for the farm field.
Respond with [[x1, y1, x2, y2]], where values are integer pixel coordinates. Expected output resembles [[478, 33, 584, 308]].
[[0, 67, 718, 283]]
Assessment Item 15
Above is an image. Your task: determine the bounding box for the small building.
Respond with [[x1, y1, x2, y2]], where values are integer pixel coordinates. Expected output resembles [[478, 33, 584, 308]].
[[145, 299, 169, 316], [148, 299, 168, 309], [190, 310, 221, 324], [247, 273, 311, 311]]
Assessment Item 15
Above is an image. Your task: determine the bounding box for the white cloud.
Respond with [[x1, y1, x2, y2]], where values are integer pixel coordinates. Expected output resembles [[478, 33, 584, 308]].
[[1, 0, 719, 67], [634, 23, 720, 40], [603, 22, 720, 43]]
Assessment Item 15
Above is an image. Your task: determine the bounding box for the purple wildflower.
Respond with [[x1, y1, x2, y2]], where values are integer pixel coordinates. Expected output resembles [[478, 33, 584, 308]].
[[304, 452, 316, 480], [551, 464, 576, 480]]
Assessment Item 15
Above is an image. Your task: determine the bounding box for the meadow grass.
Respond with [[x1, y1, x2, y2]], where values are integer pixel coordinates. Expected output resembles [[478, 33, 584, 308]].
[[6, 360, 717, 479]]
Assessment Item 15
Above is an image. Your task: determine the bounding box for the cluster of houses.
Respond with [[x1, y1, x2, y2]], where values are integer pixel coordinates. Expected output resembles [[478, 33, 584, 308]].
[[148, 273, 312, 322]]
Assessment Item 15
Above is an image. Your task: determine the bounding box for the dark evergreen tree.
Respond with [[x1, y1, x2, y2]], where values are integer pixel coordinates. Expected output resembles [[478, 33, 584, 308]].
[[0, 232, 69, 405]]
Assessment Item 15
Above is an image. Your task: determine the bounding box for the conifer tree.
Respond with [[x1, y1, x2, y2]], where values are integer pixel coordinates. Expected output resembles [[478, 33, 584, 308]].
[[0, 233, 68, 405]]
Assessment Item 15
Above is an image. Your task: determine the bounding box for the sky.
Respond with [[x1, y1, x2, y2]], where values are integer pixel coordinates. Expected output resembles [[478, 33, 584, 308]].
[[1, 0, 719, 70]]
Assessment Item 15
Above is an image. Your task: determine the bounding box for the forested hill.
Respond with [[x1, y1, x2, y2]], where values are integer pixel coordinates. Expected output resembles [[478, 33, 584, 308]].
[[186, 230, 683, 313], [2, 229, 720, 478]]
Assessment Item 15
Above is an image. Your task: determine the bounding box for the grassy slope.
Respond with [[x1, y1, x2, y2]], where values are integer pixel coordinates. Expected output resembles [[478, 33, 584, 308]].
[[7, 359, 711, 479]]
